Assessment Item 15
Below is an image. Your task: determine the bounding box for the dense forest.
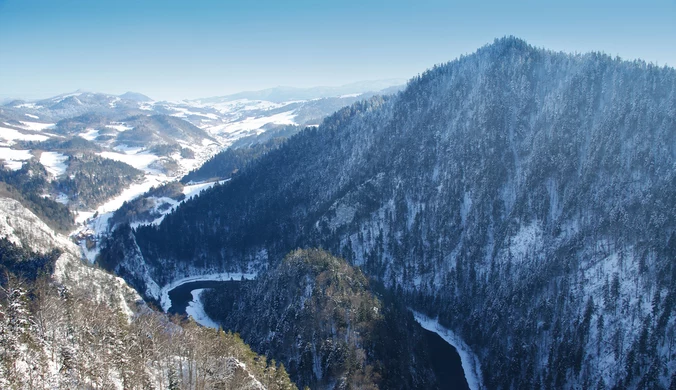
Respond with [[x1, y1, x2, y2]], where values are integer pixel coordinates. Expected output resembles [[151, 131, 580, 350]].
[[105, 38, 676, 388], [202, 249, 441, 389], [0, 162, 73, 233], [54, 153, 143, 209], [182, 137, 286, 183]]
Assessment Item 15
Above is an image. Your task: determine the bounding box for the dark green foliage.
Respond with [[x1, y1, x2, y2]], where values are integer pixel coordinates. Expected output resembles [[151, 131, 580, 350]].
[[53, 153, 143, 208], [0, 162, 73, 232], [203, 249, 441, 390], [0, 238, 61, 285], [17, 136, 102, 153], [181, 137, 286, 183], [55, 113, 110, 134]]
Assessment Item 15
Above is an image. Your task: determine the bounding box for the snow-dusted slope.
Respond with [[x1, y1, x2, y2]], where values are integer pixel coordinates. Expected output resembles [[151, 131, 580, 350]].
[[0, 199, 293, 390], [0, 197, 141, 314], [0, 197, 74, 254]]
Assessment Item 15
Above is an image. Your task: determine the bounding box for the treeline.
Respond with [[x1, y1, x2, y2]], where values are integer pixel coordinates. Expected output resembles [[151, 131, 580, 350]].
[[19, 136, 102, 154]]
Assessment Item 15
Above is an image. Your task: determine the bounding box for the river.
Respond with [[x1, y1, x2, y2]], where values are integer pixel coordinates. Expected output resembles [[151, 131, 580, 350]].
[[166, 280, 474, 389], [166, 280, 234, 315]]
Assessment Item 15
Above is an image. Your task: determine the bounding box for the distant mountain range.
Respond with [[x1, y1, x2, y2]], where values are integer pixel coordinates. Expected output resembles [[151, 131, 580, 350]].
[[193, 79, 406, 103]]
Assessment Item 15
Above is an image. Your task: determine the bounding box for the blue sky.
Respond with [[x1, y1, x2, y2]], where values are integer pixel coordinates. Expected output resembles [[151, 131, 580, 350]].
[[1, 0, 674, 100]]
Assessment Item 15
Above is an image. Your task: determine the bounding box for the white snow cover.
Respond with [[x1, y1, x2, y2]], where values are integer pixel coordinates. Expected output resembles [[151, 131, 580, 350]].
[[184, 289, 220, 328], [206, 110, 297, 136], [15, 102, 38, 109], [105, 123, 134, 132], [99, 150, 159, 170], [39, 151, 69, 178], [159, 272, 257, 312], [0, 147, 33, 170], [76, 174, 167, 229], [182, 179, 227, 198], [169, 106, 219, 120], [192, 98, 289, 113], [0, 126, 49, 143], [18, 121, 55, 131], [0, 197, 76, 254], [412, 311, 484, 390], [113, 144, 145, 154], [24, 113, 39, 119], [79, 128, 99, 141], [504, 221, 543, 264]]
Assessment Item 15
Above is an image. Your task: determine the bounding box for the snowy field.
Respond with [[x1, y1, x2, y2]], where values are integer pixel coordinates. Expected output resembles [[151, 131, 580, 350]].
[[99, 150, 159, 170], [0, 147, 33, 170], [39, 151, 69, 178], [206, 110, 296, 137], [0, 126, 50, 144]]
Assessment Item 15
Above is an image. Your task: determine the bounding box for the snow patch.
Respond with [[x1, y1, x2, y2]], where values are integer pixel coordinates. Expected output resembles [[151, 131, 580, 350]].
[[185, 289, 220, 328], [99, 150, 159, 170], [0, 147, 33, 170], [206, 110, 297, 137], [39, 151, 68, 178], [508, 221, 543, 263], [77, 174, 167, 234], [18, 121, 55, 131], [0, 126, 49, 143], [79, 128, 99, 141], [105, 123, 133, 132]]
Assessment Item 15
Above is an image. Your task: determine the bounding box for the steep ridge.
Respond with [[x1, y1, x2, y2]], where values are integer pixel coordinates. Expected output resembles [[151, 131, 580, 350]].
[[109, 38, 676, 388]]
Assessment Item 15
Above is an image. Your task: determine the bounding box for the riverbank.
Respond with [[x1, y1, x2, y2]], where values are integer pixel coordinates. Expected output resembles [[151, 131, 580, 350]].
[[412, 311, 484, 390]]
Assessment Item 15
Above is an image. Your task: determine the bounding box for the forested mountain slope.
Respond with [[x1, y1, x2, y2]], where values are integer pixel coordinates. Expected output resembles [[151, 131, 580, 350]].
[[0, 197, 296, 389], [202, 249, 441, 390], [107, 37, 676, 389]]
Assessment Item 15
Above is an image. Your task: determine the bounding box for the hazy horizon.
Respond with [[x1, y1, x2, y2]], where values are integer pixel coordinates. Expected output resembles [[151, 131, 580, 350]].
[[0, 77, 408, 103], [1, 0, 674, 101]]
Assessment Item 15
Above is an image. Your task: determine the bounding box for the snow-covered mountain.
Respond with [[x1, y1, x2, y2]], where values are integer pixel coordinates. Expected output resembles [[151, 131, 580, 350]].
[[104, 38, 676, 389], [193, 79, 404, 103]]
